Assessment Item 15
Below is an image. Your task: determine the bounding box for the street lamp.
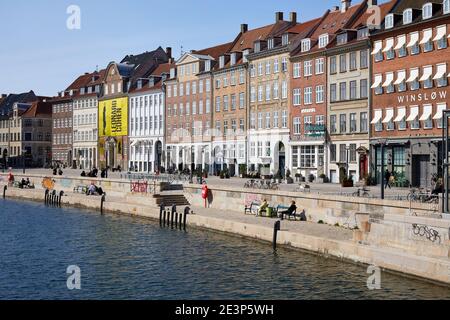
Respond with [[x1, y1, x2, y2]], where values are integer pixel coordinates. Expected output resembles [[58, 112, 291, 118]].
[[345, 145, 350, 179], [442, 110, 450, 214], [22, 149, 27, 174]]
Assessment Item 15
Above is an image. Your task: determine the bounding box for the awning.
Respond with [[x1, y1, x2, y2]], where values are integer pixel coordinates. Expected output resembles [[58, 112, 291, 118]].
[[419, 66, 433, 81], [406, 106, 419, 122], [419, 104, 433, 121], [382, 38, 394, 52], [382, 73, 394, 87], [371, 110, 383, 124], [371, 75, 383, 88], [419, 29, 433, 45], [371, 41, 383, 55], [407, 32, 419, 48], [406, 68, 419, 83], [433, 103, 447, 120], [433, 64, 447, 80], [394, 70, 406, 85], [382, 109, 394, 123], [433, 25, 447, 41], [394, 107, 406, 122], [394, 35, 406, 50]]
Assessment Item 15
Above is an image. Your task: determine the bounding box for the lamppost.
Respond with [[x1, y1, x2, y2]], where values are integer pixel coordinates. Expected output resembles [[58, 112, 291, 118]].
[[22, 149, 26, 174], [345, 145, 350, 179], [379, 139, 387, 200], [147, 142, 151, 175], [442, 110, 450, 214]]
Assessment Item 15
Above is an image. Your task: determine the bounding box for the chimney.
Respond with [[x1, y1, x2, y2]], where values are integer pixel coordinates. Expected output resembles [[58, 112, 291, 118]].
[[241, 23, 248, 33], [290, 12, 297, 24], [341, 0, 351, 13], [367, 0, 377, 7], [275, 12, 284, 22], [1, 94, 6, 98], [166, 47, 172, 59]]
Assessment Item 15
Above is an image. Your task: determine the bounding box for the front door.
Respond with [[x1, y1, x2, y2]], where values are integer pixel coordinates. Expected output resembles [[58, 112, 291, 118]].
[[412, 155, 430, 188]]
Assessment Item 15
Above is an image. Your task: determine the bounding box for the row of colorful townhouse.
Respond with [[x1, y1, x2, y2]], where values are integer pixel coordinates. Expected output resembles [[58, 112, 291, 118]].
[[2, 0, 448, 188]]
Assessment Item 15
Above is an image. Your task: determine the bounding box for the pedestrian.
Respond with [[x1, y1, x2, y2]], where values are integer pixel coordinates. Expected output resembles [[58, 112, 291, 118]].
[[384, 169, 391, 189]]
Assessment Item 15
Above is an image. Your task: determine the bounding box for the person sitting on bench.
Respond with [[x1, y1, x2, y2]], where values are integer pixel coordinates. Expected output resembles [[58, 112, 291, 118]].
[[279, 201, 297, 219], [258, 199, 269, 216]]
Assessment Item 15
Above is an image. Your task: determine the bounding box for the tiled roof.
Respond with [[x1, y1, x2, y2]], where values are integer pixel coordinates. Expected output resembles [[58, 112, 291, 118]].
[[231, 24, 275, 52], [351, 0, 397, 29], [0, 91, 38, 115], [22, 101, 52, 117], [193, 42, 234, 60], [128, 61, 173, 94]]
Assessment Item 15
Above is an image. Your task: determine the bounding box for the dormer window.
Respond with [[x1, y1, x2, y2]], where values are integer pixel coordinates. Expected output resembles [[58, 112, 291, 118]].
[[230, 53, 237, 66], [385, 14, 394, 29], [137, 80, 142, 89], [219, 56, 225, 68], [87, 86, 92, 94], [445, 0, 450, 14], [80, 87, 85, 95], [357, 27, 369, 39], [205, 60, 211, 72], [403, 9, 413, 25], [170, 68, 175, 79], [149, 78, 155, 87], [243, 49, 250, 63], [268, 38, 275, 49], [423, 3, 433, 20], [282, 34, 289, 46], [336, 33, 347, 45], [318, 34, 329, 48], [254, 42, 261, 53], [301, 39, 311, 52]]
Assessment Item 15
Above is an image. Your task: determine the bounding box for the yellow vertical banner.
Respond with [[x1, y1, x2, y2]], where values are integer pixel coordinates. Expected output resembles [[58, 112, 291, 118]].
[[99, 97, 128, 137]]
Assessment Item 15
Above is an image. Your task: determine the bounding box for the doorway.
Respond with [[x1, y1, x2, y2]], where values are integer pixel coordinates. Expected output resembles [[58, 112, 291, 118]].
[[412, 155, 430, 188]]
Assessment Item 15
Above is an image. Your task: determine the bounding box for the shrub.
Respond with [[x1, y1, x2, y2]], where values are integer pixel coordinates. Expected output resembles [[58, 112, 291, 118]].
[[318, 220, 324, 224]]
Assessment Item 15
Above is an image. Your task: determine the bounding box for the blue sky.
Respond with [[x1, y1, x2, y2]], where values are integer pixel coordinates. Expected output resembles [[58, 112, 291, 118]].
[[0, 0, 375, 97]]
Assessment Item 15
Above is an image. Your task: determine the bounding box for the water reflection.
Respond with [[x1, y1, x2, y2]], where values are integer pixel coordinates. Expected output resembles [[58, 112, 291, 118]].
[[0, 199, 449, 300]]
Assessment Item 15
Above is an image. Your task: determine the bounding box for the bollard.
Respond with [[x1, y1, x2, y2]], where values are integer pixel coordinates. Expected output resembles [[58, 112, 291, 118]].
[[162, 210, 167, 226], [3, 185, 7, 199], [179, 212, 183, 230], [273, 220, 281, 251], [51, 190, 56, 206], [183, 206, 190, 231], [44, 189, 49, 204], [58, 191, 64, 207], [159, 205, 165, 226], [174, 211, 178, 228], [100, 193, 106, 215]]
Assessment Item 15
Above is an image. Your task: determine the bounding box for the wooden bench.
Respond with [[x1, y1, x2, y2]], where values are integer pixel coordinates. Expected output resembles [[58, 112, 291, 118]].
[[244, 201, 260, 215]]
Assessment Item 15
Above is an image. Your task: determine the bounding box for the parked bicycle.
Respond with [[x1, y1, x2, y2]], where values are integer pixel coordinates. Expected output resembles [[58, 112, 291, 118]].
[[244, 179, 279, 190], [352, 187, 371, 198]]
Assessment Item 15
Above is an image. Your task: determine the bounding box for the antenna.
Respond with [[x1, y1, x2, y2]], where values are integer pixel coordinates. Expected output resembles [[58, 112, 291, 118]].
[[180, 45, 184, 57]]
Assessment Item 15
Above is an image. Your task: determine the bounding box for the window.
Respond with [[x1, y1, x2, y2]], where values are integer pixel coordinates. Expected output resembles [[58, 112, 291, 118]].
[[206, 98, 211, 113], [403, 9, 413, 25], [330, 144, 337, 162], [357, 27, 369, 39], [350, 81, 357, 99], [282, 34, 289, 46], [340, 114, 347, 133], [250, 142, 256, 157], [265, 84, 271, 101], [385, 14, 394, 29], [273, 111, 279, 128], [258, 62, 263, 76], [282, 110, 288, 128], [423, 104, 433, 129], [360, 79, 368, 98], [339, 82, 347, 101], [445, 0, 450, 14], [437, 26, 448, 49], [282, 81, 288, 99], [330, 84, 337, 102], [250, 64, 256, 77], [293, 117, 301, 135], [360, 112, 368, 132], [273, 81, 279, 99], [423, 3, 433, 20], [239, 70, 245, 84], [300, 146, 316, 168], [337, 33, 348, 45], [330, 115, 337, 133], [282, 57, 288, 72], [316, 58, 324, 74], [293, 89, 301, 106], [265, 112, 271, 129], [273, 59, 279, 73], [239, 92, 245, 109], [258, 112, 263, 129], [231, 95, 236, 110], [319, 34, 329, 48], [304, 60, 312, 76], [223, 96, 229, 111], [316, 85, 324, 103], [250, 86, 256, 103], [301, 39, 311, 52], [258, 85, 263, 102], [436, 63, 448, 87], [265, 61, 271, 75], [250, 113, 256, 129], [350, 52, 357, 70], [304, 116, 312, 134], [330, 56, 337, 74], [304, 87, 312, 105], [293, 63, 301, 78], [257, 142, 263, 157], [215, 97, 221, 112], [423, 29, 434, 52], [339, 54, 347, 73]]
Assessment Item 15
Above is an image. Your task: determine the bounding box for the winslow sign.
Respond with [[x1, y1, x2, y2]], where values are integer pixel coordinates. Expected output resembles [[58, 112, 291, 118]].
[[397, 90, 447, 104]]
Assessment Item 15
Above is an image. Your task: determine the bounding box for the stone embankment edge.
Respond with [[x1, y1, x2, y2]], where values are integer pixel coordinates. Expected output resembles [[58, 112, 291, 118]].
[[3, 188, 450, 287]]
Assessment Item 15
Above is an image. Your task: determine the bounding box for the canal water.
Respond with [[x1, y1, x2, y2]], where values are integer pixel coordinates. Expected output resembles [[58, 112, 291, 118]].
[[0, 199, 449, 300]]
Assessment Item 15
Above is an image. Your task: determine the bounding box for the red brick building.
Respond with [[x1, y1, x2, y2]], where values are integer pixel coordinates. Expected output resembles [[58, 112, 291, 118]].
[[370, 0, 450, 188]]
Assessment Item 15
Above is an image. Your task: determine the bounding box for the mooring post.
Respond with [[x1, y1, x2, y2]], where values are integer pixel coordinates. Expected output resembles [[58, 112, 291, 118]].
[[100, 193, 106, 215], [3, 185, 7, 199], [162, 210, 167, 226], [183, 206, 190, 231], [159, 204, 165, 226], [58, 191, 64, 207], [179, 212, 183, 229], [170, 209, 175, 229], [273, 220, 281, 251], [51, 190, 56, 206], [174, 211, 179, 228]]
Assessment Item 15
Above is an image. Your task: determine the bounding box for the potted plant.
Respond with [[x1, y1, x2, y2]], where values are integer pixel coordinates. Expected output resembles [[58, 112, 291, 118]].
[[239, 164, 247, 178], [318, 173, 327, 183], [225, 168, 230, 179], [219, 170, 225, 179], [285, 169, 294, 184], [308, 174, 315, 183], [342, 175, 354, 187]]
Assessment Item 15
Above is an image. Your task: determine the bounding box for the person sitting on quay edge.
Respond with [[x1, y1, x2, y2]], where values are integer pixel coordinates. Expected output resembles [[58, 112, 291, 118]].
[[81, 171, 86, 177], [279, 201, 297, 219], [92, 167, 98, 177], [258, 199, 269, 216], [58, 169, 63, 176]]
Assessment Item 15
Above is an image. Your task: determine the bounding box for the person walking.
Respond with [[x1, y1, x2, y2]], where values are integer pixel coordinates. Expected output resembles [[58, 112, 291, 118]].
[[384, 169, 391, 189]]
